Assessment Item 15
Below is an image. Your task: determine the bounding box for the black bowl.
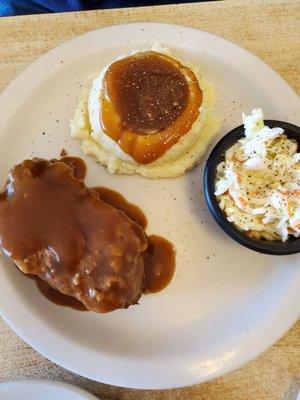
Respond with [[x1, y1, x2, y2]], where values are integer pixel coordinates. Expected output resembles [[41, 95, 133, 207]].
[[204, 120, 300, 255]]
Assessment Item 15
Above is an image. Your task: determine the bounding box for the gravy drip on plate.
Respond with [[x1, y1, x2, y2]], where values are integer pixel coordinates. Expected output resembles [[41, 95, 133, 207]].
[[101, 51, 203, 164], [0, 157, 175, 311], [93, 187, 148, 230], [142, 235, 175, 294]]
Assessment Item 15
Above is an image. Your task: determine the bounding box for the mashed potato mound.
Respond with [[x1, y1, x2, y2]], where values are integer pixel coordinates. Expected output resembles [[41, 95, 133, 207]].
[[70, 56, 220, 179]]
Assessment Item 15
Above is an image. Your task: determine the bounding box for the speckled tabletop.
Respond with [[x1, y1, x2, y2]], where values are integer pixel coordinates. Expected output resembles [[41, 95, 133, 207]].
[[0, 1, 299, 399]]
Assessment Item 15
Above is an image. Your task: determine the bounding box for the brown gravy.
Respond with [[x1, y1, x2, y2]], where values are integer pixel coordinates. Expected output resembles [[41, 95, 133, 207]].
[[1, 157, 176, 312], [101, 51, 203, 164], [104, 51, 189, 134], [29, 274, 88, 311], [32, 230, 176, 309], [0, 157, 148, 313], [142, 235, 175, 294], [31, 236, 176, 309], [91, 187, 175, 295], [59, 156, 87, 180], [93, 187, 148, 230]]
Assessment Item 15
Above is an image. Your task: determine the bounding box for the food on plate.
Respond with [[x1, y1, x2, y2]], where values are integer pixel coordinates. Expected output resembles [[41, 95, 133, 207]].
[[0, 157, 175, 313], [70, 47, 219, 178], [215, 108, 300, 242]]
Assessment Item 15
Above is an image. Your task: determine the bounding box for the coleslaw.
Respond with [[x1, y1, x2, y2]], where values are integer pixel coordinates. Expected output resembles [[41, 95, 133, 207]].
[[215, 108, 300, 242]]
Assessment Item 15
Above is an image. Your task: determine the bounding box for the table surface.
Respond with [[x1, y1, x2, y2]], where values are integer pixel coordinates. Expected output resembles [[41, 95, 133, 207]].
[[0, 0, 299, 399]]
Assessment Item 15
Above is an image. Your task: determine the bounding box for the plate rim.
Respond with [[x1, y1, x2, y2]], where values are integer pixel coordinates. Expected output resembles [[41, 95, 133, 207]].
[[0, 379, 98, 399], [0, 22, 299, 389]]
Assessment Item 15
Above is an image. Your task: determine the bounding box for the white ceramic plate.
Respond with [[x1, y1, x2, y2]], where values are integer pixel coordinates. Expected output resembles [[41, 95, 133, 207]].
[[0, 380, 98, 400], [0, 23, 299, 390]]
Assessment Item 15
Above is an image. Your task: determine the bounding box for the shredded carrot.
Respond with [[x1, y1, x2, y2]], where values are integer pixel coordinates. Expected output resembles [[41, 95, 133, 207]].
[[238, 197, 248, 207]]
